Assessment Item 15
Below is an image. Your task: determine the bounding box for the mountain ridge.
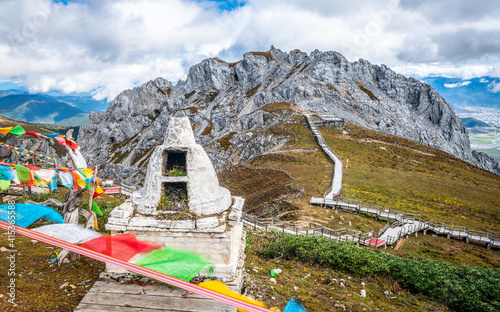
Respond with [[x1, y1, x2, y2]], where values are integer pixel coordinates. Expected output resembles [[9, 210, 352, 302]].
[[0, 92, 107, 125], [77, 48, 500, 184]]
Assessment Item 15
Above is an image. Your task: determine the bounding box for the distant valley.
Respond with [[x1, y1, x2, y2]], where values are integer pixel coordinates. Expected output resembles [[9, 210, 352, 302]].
[[0, 91, 108, 126], [425, 77, 500, 160]]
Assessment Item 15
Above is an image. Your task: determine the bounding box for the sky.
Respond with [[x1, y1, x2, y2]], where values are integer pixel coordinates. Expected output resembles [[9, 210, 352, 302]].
[[1, 0, 499, 101]]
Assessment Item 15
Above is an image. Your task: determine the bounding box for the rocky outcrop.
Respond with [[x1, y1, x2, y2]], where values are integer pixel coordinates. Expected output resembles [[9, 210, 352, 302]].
[[78, 48, 500, 184], [472, 151, 500, 175], [0, 134, 73, 168]]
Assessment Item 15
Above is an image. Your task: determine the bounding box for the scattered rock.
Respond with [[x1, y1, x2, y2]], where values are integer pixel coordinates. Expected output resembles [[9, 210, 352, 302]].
[[340, 282, 345, 287], [294, 286, 299, 291], [31, 239, 38, 244], [69, 284, 76, 289], [271, 296, 276, 300], [0, 246, 8, 252], [59, 282, 69, 289], [360, 289, 367, 297], [269, 278, 276, 284], [361, 282, 366, 286], [384, 290, 393, 295], [273, 268, 282, 274], [77, 280, 91, 286], [334, 303, 346, 311], [379, 146, 387, 150]]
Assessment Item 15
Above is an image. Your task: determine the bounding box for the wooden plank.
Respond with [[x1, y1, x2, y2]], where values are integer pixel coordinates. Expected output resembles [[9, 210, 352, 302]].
[[394, 238, 406, 251], [87, 281, 216, 300], [78, 292, 235, 312], [75, 303, 174, 311]]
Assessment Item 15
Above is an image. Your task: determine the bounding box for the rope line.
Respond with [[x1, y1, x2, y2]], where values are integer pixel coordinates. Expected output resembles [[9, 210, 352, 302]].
[[0, 220, 273, 312]]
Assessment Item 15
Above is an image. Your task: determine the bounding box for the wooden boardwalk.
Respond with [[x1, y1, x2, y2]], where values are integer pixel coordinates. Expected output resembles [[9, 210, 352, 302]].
[[75, 280, 236, 312], [299, 114, 500, 249], [309, 197, 500, 248]]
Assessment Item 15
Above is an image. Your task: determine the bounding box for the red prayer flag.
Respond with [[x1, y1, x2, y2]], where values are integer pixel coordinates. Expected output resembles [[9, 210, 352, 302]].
[[65, 139, 79, 150], [25, 131, 42, 139], [92, 188, 104, 199], [25, 165, 41, 170], [80, 232, 161, 262], [70, 170, 80, 191]]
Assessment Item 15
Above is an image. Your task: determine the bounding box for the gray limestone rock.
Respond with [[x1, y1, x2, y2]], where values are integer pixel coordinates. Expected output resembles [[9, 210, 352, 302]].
[[78, 48, 500, 181]]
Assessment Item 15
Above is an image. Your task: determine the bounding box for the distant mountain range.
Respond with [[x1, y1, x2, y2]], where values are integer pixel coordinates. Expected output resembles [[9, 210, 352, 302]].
[[0, 92, 108, 126], [461, 117, 491, 128]]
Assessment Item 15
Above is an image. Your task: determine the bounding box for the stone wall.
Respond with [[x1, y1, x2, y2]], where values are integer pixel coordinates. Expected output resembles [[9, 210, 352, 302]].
[[105, 197, 246, 288]]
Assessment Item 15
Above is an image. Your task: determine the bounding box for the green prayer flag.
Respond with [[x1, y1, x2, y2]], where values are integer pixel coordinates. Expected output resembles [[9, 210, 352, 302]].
[[0, 179, 10, 191], [77, 168, 86, 177], [15, 166, 31, 183], [34, 173, 42, 183], [135, 247, 211, 282], [9, 125, 26, 136], [91, 200, 103, 216]]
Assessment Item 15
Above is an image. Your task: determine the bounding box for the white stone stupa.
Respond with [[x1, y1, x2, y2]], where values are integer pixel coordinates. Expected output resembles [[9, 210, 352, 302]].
[[105, 117, 245, 288]]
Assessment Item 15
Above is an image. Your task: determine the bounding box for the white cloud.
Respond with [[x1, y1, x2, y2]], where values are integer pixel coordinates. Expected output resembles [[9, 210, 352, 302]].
[[488, 81, 500, 93], [480, 78, 489, 83], [392, 62, 500, 80], [444, 81, 472, 88], [0, 0, 499, 101]]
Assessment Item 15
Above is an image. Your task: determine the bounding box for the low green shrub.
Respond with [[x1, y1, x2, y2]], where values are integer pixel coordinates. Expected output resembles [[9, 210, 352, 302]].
[[258, 231, 500, 312]]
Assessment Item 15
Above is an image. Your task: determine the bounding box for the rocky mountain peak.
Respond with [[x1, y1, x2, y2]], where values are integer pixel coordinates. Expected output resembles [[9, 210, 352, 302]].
[[78, 48, 499, 184]]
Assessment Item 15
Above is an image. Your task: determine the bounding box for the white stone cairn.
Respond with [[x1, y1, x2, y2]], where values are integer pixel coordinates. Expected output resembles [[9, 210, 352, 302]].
[[105, 117, 246, 288]]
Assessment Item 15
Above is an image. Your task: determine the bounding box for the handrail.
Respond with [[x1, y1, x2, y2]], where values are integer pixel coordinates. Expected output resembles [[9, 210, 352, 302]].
[[304, 114, 497, 250]]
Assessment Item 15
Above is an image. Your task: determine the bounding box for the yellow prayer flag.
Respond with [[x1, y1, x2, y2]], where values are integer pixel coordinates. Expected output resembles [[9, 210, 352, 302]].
[[75, 174, 87, 187], [83, 168, 93, 178], [95, 184, 103, 194], [198, 281, 266, 312], [0, 127, 13, 135]]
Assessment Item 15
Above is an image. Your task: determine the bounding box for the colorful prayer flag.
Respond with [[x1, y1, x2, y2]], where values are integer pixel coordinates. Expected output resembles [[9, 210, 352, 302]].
[[135, 247, 211, 282], [199, 281, 266, 312], [283, 298, 307, 312], [0, 126, 13, 135], [15, 165, 33, 186], [57, 171, 73, 188], [0, 203, 64, 227], [9, 125, 26, 136], [0, 179, 10, 191], [25, 131, 42, 139], [54, 136, 67, 146], [91, 200, 103, 216], [80, 232, 161, 262], [33, 223, 101, 245], [0, 165, 15, 180], [66, 139, 79, 150]]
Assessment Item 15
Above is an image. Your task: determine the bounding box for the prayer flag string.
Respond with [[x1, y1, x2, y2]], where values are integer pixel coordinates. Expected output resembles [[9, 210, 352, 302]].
[[0, 220, 273, 312]]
